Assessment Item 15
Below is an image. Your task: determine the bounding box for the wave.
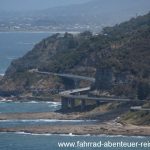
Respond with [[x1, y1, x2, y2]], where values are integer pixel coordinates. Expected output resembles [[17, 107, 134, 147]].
[[1, 132, 147, 139], [0, 100, 61, 105], [45, 101, 61, 105], [0, 131, 80, 137], [15, 132, 89, 137], [14, 132, 54, 136], [0, 99, 13, 103], [18, 42, 34, 45], [87, 134, 146, 139], [22, 101, 61, 105], [0, 132, 146, 138], [0, 119, 97, 123], [26, 101, 40, 103], [7, 56, 18, 60]]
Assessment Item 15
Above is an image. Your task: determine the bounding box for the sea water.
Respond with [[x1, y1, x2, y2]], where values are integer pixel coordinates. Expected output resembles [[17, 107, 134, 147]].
[[0, 32, 52, 74], [0, 101, 149, 150], [0, 32, 149, 150], [0, 101, 61, 113], [0, 132, 149, 150]]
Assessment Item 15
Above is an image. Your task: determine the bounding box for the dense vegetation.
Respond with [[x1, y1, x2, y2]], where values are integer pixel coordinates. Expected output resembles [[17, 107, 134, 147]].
[[0, 13, 149, 101]]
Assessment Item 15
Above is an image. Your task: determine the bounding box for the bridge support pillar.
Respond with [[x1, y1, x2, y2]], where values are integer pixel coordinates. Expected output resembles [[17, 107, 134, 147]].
[[61, 97, 69, 110], [96, 100, 100, 106], [70, 99, 75, 109], [81, 100, 86, 111]]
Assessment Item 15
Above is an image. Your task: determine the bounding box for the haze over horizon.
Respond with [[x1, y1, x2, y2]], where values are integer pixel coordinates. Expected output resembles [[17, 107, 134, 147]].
[[0, 0, 91, 11], [0, 0, 149, 32]]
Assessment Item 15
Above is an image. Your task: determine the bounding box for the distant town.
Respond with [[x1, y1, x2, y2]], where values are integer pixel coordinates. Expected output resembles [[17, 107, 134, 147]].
[[0, 19, 102, 32]]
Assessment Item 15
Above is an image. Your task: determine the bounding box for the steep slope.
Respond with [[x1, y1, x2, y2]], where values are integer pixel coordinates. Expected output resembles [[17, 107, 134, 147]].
[[0, 13, 150, 100], [97, 13, 150, 99], [120, 102, 150, 125], [0, 32, 97, 96]]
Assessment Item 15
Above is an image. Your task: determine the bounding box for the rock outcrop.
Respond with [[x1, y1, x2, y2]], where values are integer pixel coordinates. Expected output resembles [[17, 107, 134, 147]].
[[0, 13, 150, 100]]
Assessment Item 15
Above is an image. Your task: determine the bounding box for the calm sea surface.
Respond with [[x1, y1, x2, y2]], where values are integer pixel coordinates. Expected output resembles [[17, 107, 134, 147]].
[[0, 101, 61, 113], [0, 133, 149, 150], [0, 101, 149, 150], [0, 32, 149, 150], [0, 32, 52, 74]]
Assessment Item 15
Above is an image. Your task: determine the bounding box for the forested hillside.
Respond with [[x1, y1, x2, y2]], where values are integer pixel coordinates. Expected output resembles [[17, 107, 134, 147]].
[[0, 13, 149, 101]]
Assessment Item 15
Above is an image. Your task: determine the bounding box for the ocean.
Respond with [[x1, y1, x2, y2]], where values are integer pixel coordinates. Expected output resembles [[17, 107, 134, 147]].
[[0, 32, 149, 150], [0, 101, 149, 150], [0, 132, 149, 150], [0, 32, 52, 74], [0, 101, 61, 113]]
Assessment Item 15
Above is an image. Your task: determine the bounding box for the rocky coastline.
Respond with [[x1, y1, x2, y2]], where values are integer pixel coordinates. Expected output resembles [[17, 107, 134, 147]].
[[0, 121, 150, 136], [0, 106, 149, 136], [0, 96, 59, 102]]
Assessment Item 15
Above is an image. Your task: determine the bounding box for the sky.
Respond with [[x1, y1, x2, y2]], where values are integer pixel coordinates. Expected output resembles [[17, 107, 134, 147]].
[[0, 0, 91, 11]]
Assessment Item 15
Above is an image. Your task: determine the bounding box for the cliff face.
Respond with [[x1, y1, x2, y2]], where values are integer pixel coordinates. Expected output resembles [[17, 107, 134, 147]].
[[0, 32, 97, 96], [0, 13, 150, 100], [94, 13, 150, 99]]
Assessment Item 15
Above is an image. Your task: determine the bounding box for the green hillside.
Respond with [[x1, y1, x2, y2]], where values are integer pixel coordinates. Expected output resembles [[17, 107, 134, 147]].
[[0, 13, 149, 102]]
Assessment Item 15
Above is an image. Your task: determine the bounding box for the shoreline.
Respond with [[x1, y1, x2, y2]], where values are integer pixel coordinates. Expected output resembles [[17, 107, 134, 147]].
[[0, 123, 150, 136], [0, 111, 150, 136], [0, 96, 60, 102], [0, 31, 80, 34], [0, 131, 149, 138], [0, 98, 149, 137]]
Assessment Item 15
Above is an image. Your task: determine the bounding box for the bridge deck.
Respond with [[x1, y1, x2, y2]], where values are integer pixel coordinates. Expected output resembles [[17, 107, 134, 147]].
[[61, 94, 136, 102], [32, 70, 148, 107], [60, 87, 91, 95], [33, 70, 95, 82], [130, 106, 150, 111]]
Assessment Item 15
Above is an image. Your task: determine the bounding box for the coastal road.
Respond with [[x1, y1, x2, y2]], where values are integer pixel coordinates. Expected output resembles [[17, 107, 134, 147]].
[[60, 93, 143, 102], [130, 106, 150, 111], [32, 69, 148, 103], [60, 87, 91, 95], [32, 70, 95, 82]]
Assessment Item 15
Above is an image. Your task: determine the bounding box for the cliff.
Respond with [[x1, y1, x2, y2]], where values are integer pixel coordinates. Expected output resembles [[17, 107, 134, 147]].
[[0, 32, 96, 96], [0, 13, 150, 101], [94, 13, 150, 100]]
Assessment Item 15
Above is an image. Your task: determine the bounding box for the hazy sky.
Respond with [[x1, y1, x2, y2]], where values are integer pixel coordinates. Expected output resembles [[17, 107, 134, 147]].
[[0, 0, 91, 11]]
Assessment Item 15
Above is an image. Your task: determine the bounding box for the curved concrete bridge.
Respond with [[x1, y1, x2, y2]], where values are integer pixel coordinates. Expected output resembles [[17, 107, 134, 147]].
[[130, 106, 150, 111], [32, 69, 149, 111], [33, 70, 95, 82]]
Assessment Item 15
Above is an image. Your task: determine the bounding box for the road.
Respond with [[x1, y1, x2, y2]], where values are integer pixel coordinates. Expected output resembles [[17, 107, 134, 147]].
[[32, 70, 95, 82], [130, 106, 150, 111], [32, 69, 149, 104], [60, 93, 140, 102]]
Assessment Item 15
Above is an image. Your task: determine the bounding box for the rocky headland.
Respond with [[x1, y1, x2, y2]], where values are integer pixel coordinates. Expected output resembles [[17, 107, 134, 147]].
[[1, 123, 150, 136], [0, 13, 150, 134]]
